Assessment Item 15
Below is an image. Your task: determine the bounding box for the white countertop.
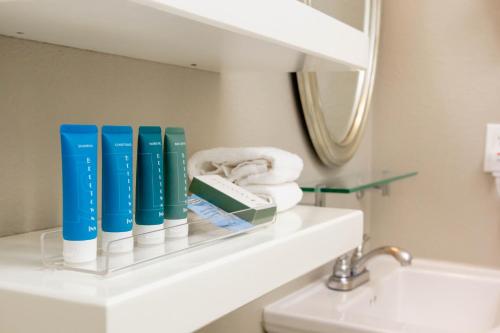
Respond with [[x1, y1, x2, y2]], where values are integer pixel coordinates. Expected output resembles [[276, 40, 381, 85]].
[[0, 205, 362, 333]]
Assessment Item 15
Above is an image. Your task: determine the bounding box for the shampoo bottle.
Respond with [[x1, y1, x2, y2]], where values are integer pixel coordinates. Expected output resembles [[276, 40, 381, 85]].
[[60, 124, 98, 264]]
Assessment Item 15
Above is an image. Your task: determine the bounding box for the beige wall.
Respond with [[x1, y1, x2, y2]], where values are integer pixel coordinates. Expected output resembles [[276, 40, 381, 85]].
[[0, 35, 372, 332], [371, 0, 500, 267]]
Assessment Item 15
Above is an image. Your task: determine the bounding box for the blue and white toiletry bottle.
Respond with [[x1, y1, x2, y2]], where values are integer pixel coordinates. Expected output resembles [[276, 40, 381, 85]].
[[60, 124, 98, 264], [101, 125, 134, 253]]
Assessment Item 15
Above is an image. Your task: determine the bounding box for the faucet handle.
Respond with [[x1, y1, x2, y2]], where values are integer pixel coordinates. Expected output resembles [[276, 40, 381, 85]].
[[332, 254, 351, 278], [352, 234, 370, 261], [358, 233, 370, 251]]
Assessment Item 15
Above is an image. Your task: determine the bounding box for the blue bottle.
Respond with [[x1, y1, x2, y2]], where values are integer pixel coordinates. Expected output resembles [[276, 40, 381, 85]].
[[60, 124, 98, 264], [101, 126, 134, 253]]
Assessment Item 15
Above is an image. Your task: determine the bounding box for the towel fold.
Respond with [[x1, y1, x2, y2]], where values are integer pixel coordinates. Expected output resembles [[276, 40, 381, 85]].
[[243, 183, 303, 213], [188, 147, 303, 186]]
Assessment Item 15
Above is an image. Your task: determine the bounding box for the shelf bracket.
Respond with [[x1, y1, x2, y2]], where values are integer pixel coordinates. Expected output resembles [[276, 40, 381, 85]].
[[356, 184, 390, 200], [374, 183, 391, 196], [356, 190, 365, 200], [314, 184, 327, 207]]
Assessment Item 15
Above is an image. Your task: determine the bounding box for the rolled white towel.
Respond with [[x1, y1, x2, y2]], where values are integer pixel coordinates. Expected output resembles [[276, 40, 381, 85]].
[[243, 182, 303, 212], [188, 147, 303, 186]]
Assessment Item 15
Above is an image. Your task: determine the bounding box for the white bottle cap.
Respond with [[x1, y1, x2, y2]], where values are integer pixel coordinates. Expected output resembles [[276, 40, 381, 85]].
[[164, 218, 189, 238], [134, 224, 165, 245], [63, 238, 97, 264], [101, 230, 134, 253], [134, 244, 165, 261], [165, 237, 189, 252]]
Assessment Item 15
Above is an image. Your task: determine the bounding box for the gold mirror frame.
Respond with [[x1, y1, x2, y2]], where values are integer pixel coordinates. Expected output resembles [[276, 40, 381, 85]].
[[297, 0, 381, 166]]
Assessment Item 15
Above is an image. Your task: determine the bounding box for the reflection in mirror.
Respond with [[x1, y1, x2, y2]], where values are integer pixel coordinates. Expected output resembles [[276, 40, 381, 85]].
[[316, 71, 362, 143]]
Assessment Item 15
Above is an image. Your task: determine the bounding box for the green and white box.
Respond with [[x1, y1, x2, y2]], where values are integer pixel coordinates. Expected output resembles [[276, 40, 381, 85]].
[[189, 175, 276, 225]]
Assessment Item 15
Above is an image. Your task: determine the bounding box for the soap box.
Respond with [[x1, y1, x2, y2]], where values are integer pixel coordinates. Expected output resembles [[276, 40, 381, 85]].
[[189, 175, 276, 225]]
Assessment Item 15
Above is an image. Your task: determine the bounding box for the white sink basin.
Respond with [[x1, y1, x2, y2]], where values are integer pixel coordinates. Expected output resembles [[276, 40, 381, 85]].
[[264, 257, 500, 333]]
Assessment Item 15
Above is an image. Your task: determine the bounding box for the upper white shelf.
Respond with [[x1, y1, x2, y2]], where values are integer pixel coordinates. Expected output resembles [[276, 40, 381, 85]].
[[0, 0, 369, 72], [0, 205, 362, 333]]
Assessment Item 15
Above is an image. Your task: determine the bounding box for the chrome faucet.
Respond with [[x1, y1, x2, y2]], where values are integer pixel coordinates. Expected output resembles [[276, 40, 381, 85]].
[[327, 235, 412, 291]]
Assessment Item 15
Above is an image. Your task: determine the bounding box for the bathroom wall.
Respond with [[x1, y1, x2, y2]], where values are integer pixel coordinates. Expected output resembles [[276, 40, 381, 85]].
[[0, 35, 372, 332], [371, 0, 500, 267]]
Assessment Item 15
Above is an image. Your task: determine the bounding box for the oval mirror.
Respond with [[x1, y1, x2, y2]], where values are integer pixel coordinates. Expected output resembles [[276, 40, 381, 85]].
[[297, 0, 381, 166]]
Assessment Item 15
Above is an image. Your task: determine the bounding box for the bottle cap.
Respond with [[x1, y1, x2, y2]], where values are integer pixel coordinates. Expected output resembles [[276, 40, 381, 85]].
[[101, 230, 134, 253], [135, 224, 165, 245], [134, 244, 165, 261], [165, 237, 189, 252], [164, 218, 189, 238], [63, 238, 97, 264]]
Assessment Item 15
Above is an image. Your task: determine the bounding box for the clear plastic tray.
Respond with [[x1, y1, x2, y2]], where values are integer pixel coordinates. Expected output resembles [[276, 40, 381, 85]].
[[40, 198, 276, 276]]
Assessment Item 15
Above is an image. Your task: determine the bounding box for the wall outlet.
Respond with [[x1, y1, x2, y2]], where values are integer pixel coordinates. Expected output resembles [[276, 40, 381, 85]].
[[484, 124, 500, 173]]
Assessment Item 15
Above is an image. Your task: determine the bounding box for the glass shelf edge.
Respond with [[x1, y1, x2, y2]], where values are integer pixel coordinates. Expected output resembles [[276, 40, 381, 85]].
[[300, 171, 418, 194]]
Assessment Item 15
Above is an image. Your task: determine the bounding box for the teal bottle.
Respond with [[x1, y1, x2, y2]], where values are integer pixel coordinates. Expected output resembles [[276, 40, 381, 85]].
[[164, 127, 188, 237]]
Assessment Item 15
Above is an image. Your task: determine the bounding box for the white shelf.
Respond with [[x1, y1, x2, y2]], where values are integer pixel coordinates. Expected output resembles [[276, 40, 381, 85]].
[[0, 0, 369, 72], [0, 205, 362, 333]]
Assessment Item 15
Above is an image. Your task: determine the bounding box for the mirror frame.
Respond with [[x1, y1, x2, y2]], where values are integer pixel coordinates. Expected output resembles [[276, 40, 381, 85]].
[[297, 0, 381, 166]]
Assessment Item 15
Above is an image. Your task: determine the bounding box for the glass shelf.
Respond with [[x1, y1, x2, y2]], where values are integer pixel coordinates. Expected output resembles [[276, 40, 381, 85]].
[[301, 170, 418, 194]]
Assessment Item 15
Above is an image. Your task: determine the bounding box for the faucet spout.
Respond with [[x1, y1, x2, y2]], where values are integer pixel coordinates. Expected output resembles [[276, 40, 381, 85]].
[[351, 246, 412, 276]]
